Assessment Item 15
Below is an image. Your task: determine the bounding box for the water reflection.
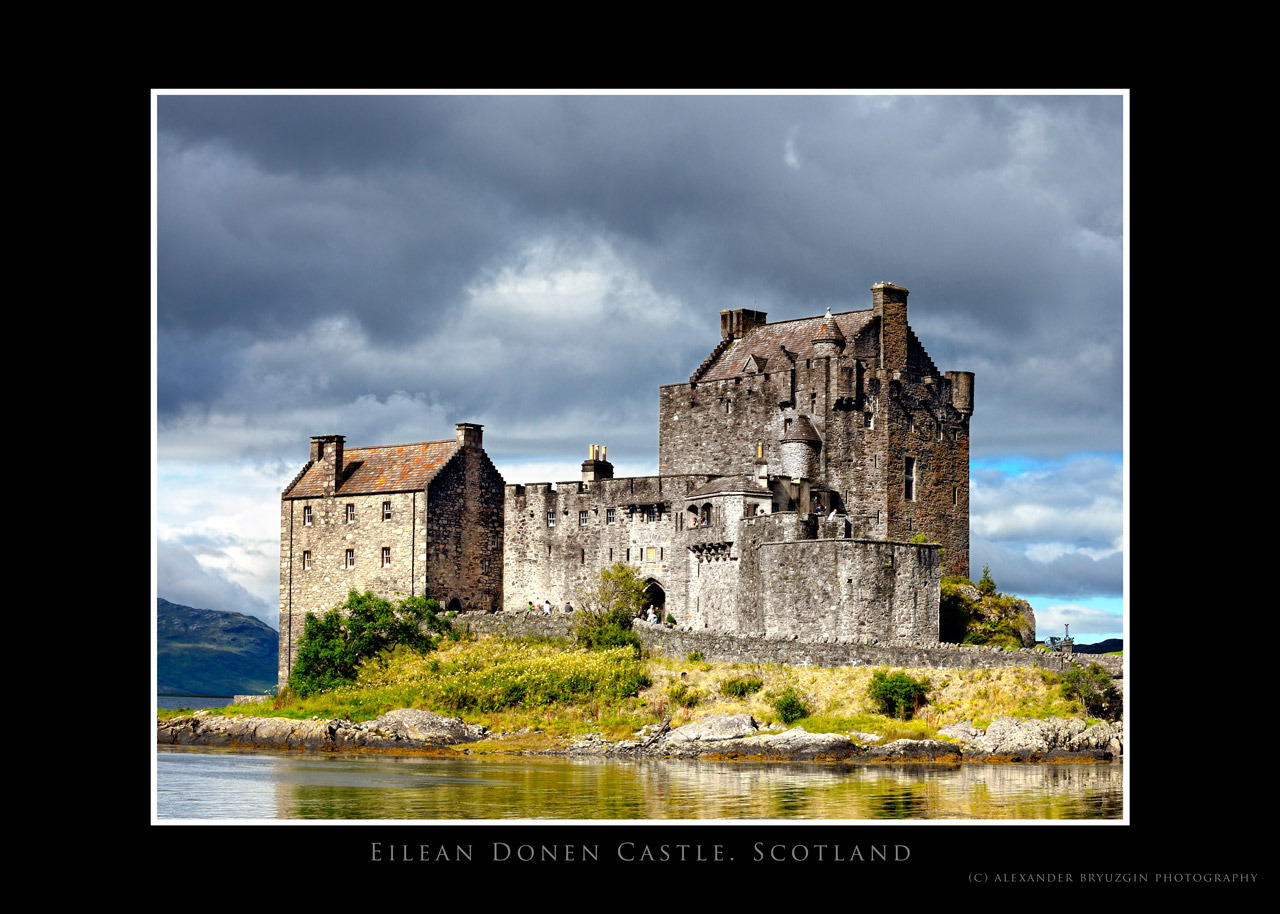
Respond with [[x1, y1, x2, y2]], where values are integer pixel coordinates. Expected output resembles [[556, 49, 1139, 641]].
[[158, 749, 1123, 820]]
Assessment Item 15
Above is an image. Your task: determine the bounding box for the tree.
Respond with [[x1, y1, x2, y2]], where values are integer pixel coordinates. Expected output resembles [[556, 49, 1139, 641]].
[[288, 591, 452, 696], [1060, 662, 1122, 720], [572, 563, 649, 654], [977, 564, 997, 596]]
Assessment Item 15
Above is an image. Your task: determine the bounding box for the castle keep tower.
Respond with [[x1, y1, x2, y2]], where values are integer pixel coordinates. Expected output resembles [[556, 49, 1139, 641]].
[[502, 280, 971, 642]]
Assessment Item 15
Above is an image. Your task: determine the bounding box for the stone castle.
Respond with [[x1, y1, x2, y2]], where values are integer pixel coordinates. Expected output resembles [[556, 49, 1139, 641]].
[[277, 282, 973, 685]]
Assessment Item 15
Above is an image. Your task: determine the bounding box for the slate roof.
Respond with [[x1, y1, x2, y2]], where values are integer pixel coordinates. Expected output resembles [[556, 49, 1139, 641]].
[[699, 309, 875, 382], [283, 440, 459, 498], [686, 475, 773, 499]]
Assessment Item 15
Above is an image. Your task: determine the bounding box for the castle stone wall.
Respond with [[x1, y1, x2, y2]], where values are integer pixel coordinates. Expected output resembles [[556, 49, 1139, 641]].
[[454, 612, 1122, 677], [278, 490, 427, 684]]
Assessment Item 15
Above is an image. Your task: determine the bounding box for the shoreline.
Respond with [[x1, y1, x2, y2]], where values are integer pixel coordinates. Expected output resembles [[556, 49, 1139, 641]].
[[157, 709, 1121, 764]]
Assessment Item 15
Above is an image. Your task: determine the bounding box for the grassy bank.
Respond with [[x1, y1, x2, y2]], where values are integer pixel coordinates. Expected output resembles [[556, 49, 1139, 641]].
[[157, 633, 1095, 743]]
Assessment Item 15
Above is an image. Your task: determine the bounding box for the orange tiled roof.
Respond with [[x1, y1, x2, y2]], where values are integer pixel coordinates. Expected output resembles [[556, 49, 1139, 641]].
[[699, 309, 875, 382], [284, 440, 459, 498]]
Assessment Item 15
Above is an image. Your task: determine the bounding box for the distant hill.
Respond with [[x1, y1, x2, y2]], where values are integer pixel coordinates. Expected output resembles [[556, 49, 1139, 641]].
[[157, 598, 278, 695], [1072, 638, 1123, 654]]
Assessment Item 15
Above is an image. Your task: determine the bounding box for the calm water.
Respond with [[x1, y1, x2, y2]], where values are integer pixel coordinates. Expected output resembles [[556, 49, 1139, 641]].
[[155, 748, 1123, 820]]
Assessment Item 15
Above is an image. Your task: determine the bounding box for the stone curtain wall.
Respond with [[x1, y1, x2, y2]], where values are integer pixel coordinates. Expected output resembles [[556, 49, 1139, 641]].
[[456, 612, 1121, 676], [502, 474, 714, 615], [753, 539, 941, 643]]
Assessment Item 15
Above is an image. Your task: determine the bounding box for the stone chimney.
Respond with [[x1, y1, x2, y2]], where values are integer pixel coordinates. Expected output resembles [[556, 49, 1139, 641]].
[[719, 308, 768, 340], [871, 282, 909, 373], [309, 434, 345, 497], [455, 423, 483, 448], [582, 444, 614, 482]]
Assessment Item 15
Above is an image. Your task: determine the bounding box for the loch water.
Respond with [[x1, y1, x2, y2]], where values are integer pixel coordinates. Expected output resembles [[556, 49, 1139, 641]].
[[156, 747, 1123, 820]]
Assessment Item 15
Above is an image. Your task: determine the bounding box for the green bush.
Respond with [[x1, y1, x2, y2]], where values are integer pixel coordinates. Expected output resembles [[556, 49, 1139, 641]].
[[867, 669, 931, 719], [1060, 663, 1122, 720], [572, 563, 648, 656], [686, 651, 704, 662], [288, 591, 451, 697], [769, 687, 809, 724], [720, 677, 764, 699], [668, 684, 702, 708]]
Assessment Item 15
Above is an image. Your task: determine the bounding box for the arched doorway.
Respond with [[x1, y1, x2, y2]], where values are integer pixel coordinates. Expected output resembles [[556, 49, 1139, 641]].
[[447, 597, 463, 615], [643, 579, 666, 618]]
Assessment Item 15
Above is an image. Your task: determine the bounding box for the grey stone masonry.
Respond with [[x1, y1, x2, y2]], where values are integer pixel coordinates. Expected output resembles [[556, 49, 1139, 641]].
[[502, 282, 972, 646], [277, 423, 504, 686]]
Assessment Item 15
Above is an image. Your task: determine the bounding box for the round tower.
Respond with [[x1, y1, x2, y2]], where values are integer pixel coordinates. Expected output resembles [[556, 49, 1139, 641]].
[[811, 306, 846, 359], [780, 413, 822, 480]]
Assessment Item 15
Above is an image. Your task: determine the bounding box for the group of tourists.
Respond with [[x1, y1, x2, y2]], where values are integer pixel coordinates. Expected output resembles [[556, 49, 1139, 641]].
[[524, 599, 574, 616]]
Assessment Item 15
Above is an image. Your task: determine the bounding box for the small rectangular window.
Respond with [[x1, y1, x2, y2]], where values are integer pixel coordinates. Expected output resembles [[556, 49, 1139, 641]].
[[646, 547, 656, 562], [382, 547, 391, 567], [581, 548, 585, 564], [953, 486, 959, 505], [303, 506, 313, 526], [646, 507, 656, 523], [345, 504, 355, 523], [579, 510, 588, 526], [345, 548, 355, 568], [607, 508, 617, 525], [383, 501, 392, 521], [302, 550, 311, 570], [547, 511, 556, 527], [905, 457, 916, 501]]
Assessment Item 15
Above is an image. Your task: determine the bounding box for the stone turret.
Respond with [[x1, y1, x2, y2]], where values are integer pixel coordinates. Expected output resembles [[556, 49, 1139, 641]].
[[811, 306, 846, 359], [780, 413, 821, 480]]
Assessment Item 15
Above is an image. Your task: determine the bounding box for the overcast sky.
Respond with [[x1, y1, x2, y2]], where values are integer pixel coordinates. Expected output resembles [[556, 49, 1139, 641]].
[[153, 91, 1127, 643]]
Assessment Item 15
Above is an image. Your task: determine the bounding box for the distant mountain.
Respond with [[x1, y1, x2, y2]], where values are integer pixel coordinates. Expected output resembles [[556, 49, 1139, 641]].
[[1073, 638, 1123, 654], [157, 598, 278, 695]]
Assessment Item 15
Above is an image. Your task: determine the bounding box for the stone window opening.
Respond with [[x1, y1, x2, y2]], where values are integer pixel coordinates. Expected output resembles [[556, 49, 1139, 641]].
[[345, 504, 355, 523], [646, 506, 656, 523], [382, 501, 392, 520], [701, 503, 712, 527], [905, 457, 916, 501], [579, 510, 589, 526], [607, 508, 617, 525], [581, 548, 586, 564], [547, 511, 556, 528], [345, 548, 355, 568], [303, 550, 311, 570], [382, 547, 391, 567], [303, 505, 313, 526]]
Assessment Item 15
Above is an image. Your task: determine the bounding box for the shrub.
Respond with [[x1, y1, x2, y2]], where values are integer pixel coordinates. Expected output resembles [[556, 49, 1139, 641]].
[[720, 677, 763, 699], [1060, 663, 1122, 720], [867, 669, 932, 719], [572, 563, 648, 656], [288, 591, 451, 696], [665, 613, 676, 625], [686, 651, 704, 662], [668, 684, 701, 708], [769, 687, 809, 724]]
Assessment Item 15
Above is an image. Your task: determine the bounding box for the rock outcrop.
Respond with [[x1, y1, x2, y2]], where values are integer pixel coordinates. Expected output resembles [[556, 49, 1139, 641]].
[[157, 710, 486, 751]]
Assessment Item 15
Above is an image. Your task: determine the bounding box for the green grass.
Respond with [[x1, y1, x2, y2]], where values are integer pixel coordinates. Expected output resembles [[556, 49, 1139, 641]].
[[159, 634, 1108, 743]]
